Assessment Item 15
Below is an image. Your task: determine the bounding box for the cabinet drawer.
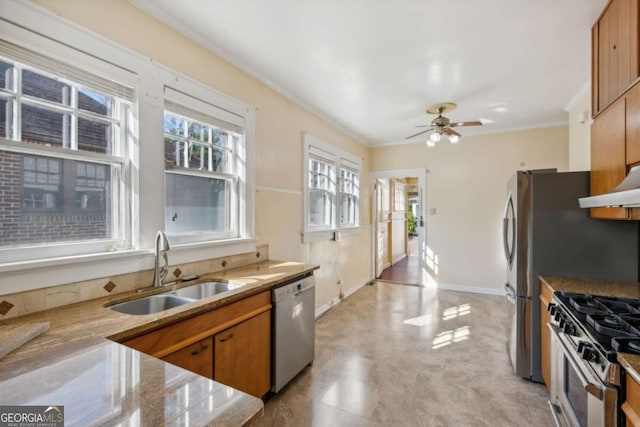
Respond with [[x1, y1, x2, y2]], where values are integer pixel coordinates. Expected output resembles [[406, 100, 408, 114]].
[[163, 337, 213, 379], [122, 290, 271, 358]]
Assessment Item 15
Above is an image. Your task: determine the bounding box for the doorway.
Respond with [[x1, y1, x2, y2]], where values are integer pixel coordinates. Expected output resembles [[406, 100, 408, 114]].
[[371, 169, 427, 286]]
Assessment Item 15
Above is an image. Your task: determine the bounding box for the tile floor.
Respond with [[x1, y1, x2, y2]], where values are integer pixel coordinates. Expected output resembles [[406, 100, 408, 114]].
[[254, 281, 552, 427]]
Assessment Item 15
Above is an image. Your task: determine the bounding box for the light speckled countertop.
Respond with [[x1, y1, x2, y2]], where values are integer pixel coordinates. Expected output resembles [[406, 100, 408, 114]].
[[0, 260, 319, 426], [540, 275, 640, 388]]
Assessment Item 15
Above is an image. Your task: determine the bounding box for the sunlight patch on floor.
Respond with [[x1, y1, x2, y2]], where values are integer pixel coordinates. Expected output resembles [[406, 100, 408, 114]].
[[432, 326, 470, 349], [442, 303, 471, 320]]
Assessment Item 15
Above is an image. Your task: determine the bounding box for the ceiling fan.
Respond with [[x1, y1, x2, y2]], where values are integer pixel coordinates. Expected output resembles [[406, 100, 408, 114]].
[[406, 102, 482, 147]]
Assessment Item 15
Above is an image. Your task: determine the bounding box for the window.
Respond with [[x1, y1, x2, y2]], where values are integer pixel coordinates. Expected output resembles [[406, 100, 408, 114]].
[[303, 133, 361, 239], [163, 88, 247, 243], [0, 40, 134, 261]]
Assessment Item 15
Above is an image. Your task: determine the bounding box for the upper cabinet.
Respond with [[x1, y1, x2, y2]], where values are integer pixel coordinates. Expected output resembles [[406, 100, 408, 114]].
[[592, 0, 640, 116], [589, 0, 640, 220]]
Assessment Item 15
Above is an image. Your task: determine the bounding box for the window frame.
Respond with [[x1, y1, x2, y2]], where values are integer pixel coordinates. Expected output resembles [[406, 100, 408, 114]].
[[302, 133, 361, 242], [0, 50, 135, 263], [162, 86, 252, 246]]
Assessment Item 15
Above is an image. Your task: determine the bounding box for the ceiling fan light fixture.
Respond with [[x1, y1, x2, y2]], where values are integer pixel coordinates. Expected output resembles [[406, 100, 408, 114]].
[[448, 134, 460, 144], [426, 139, 436, 147], [429, 132, 441, 143]]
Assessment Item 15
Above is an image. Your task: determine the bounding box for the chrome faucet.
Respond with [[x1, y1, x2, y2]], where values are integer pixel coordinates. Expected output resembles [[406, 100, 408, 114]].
[[153, 230, 171, 288]]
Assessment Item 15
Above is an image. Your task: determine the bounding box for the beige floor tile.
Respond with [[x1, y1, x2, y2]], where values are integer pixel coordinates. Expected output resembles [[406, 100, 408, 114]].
[[255, 282, 552, 426]]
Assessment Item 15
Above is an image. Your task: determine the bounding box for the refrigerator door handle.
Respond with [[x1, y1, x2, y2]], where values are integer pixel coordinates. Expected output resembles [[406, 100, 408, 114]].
[[503, 196, 516, 269], [504, 282, 517, 304]]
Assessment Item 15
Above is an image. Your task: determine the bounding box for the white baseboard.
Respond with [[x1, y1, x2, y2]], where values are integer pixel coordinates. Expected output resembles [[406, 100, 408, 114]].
[[315, 279, 370, 319], [434, 282, 506, 296]]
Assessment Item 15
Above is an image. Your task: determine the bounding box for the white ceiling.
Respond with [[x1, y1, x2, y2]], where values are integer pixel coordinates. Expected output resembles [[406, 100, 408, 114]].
[[130, 0, 607, 146]]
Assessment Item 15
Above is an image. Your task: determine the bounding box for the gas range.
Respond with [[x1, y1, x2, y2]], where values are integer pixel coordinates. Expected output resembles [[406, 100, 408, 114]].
[[550, 292, 640, 382], [547, 291, 640, 426]]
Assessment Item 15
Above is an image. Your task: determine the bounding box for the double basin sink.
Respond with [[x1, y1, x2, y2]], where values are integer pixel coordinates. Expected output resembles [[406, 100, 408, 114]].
[[107, 282, 240, 315]]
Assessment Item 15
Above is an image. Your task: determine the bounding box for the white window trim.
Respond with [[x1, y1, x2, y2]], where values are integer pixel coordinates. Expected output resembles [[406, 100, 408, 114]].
[[0, 34, 137, 264], [302, 133, 361, 242], [0, 1, 256, 292]]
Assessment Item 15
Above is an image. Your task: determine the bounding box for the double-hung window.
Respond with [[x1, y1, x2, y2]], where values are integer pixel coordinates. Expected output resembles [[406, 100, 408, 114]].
[[303, 133, 361, 240], [0, 40, 134, 262], [163, 88, 247, 243]]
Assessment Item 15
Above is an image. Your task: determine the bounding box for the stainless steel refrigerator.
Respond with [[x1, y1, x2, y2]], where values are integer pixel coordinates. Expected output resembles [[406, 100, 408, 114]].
[[504, 170, 639, 382]]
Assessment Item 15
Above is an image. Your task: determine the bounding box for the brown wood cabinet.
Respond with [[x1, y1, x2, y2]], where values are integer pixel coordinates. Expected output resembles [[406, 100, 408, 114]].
[[121, 290, 272, 398], [590, 97, 629, 219], [539, 283, 553, 392], [163, 337, 213, 378], [592, 0, 640, 115], [626, 82, 640, 165], [623, 374, 640, 426], [214, 310, 271, 398]]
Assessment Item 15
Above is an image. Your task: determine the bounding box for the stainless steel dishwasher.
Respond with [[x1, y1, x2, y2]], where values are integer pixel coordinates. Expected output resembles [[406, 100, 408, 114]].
[[272, 275, 315, 392]]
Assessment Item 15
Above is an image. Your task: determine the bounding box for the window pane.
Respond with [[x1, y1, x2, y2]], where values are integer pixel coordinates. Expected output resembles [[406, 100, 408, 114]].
[[78, 117, 112, 154], [0, 97, 13, 139], [164, 113, 185, 136], [0, 150, 113, 248], [212, 129, 231, 148], [165, 137, 188, 168], [21, 104, 71, 147], [309, 190, 332, 227], [76, 162, 108, 210], [22, 69, 71, 106], [165, 173, 230, 234], [0, 61, 14, 91], [189, 122, 208, 142], [78, 88, 111, 116]]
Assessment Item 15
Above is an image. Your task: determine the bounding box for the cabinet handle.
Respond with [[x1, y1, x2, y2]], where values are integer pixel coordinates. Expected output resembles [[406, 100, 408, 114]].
[[219, 334, 234, 343], [190, 344, 209, 356]]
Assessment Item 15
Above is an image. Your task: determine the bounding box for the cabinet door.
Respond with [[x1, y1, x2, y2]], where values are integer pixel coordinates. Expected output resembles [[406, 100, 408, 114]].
[[163, 337, 213, 379], [594, 0, 640, 113], [622, 375, 640, 426], [539, 285, 553, 392], [590, 97, 628, 219], [214, 311, 271, 398], [627, 82, 640, 165], [598, 0, 617, 110]]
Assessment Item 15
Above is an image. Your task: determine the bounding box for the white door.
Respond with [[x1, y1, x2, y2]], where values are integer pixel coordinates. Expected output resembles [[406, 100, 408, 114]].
[[375, 178, 390, 278]]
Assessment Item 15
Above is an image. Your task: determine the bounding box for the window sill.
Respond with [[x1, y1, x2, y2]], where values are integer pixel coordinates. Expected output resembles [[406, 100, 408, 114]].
[[301, 225, 367, 243], [0, 249, 151, 274]]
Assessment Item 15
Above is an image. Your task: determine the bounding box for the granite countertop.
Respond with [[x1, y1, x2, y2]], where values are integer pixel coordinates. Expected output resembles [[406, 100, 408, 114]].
[[0, 260, 319, 426], [540, 275, 640, 390]]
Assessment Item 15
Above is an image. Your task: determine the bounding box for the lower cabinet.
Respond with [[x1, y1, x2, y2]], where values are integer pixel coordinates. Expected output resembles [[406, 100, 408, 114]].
[[623, 374, 640, 426], [163, 337, 213, 379], [214, 311, 271, 397], [121, 290, 271, 398], [540, 283, 553, 392]]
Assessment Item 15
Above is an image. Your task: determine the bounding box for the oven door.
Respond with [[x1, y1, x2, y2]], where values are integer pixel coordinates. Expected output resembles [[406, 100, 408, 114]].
[[548, 324, 618, 427]]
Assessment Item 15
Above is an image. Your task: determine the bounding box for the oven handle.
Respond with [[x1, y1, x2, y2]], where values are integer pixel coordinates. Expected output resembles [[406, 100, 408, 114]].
[[547, 401, 562, 427], [549, 323, 604, 401]]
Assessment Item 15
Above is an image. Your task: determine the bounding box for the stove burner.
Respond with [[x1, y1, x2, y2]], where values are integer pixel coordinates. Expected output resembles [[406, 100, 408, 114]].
[[612, 337, 640, 356]]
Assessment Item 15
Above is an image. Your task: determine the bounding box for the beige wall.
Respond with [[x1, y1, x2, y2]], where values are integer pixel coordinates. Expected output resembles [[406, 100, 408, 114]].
[[33, 0, 372, 309], [567, 86, 591, 171], [371, 126, 569, 292]]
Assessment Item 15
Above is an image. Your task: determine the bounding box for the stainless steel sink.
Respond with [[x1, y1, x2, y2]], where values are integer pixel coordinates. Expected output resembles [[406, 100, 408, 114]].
[[170, 281, 240, 299], [107, 294, 194, 315]]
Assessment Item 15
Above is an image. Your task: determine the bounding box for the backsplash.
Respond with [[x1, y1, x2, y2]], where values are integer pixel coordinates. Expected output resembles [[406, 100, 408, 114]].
[[0, 244, 268, 319]]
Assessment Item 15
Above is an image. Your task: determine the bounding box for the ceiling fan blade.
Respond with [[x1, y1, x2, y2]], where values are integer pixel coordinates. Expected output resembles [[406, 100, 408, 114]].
[[444, 128, 461, 137], [415, 125, 431, 128], [449, 121, 483, 127], [405, 128, 433, 139]]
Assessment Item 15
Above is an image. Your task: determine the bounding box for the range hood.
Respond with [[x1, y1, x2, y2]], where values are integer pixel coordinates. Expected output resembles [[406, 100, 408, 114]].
[[579, 165, 640, 208]]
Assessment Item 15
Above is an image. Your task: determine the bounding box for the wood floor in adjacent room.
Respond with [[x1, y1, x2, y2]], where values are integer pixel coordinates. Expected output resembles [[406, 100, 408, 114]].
[[254, 281, 551, 427]]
